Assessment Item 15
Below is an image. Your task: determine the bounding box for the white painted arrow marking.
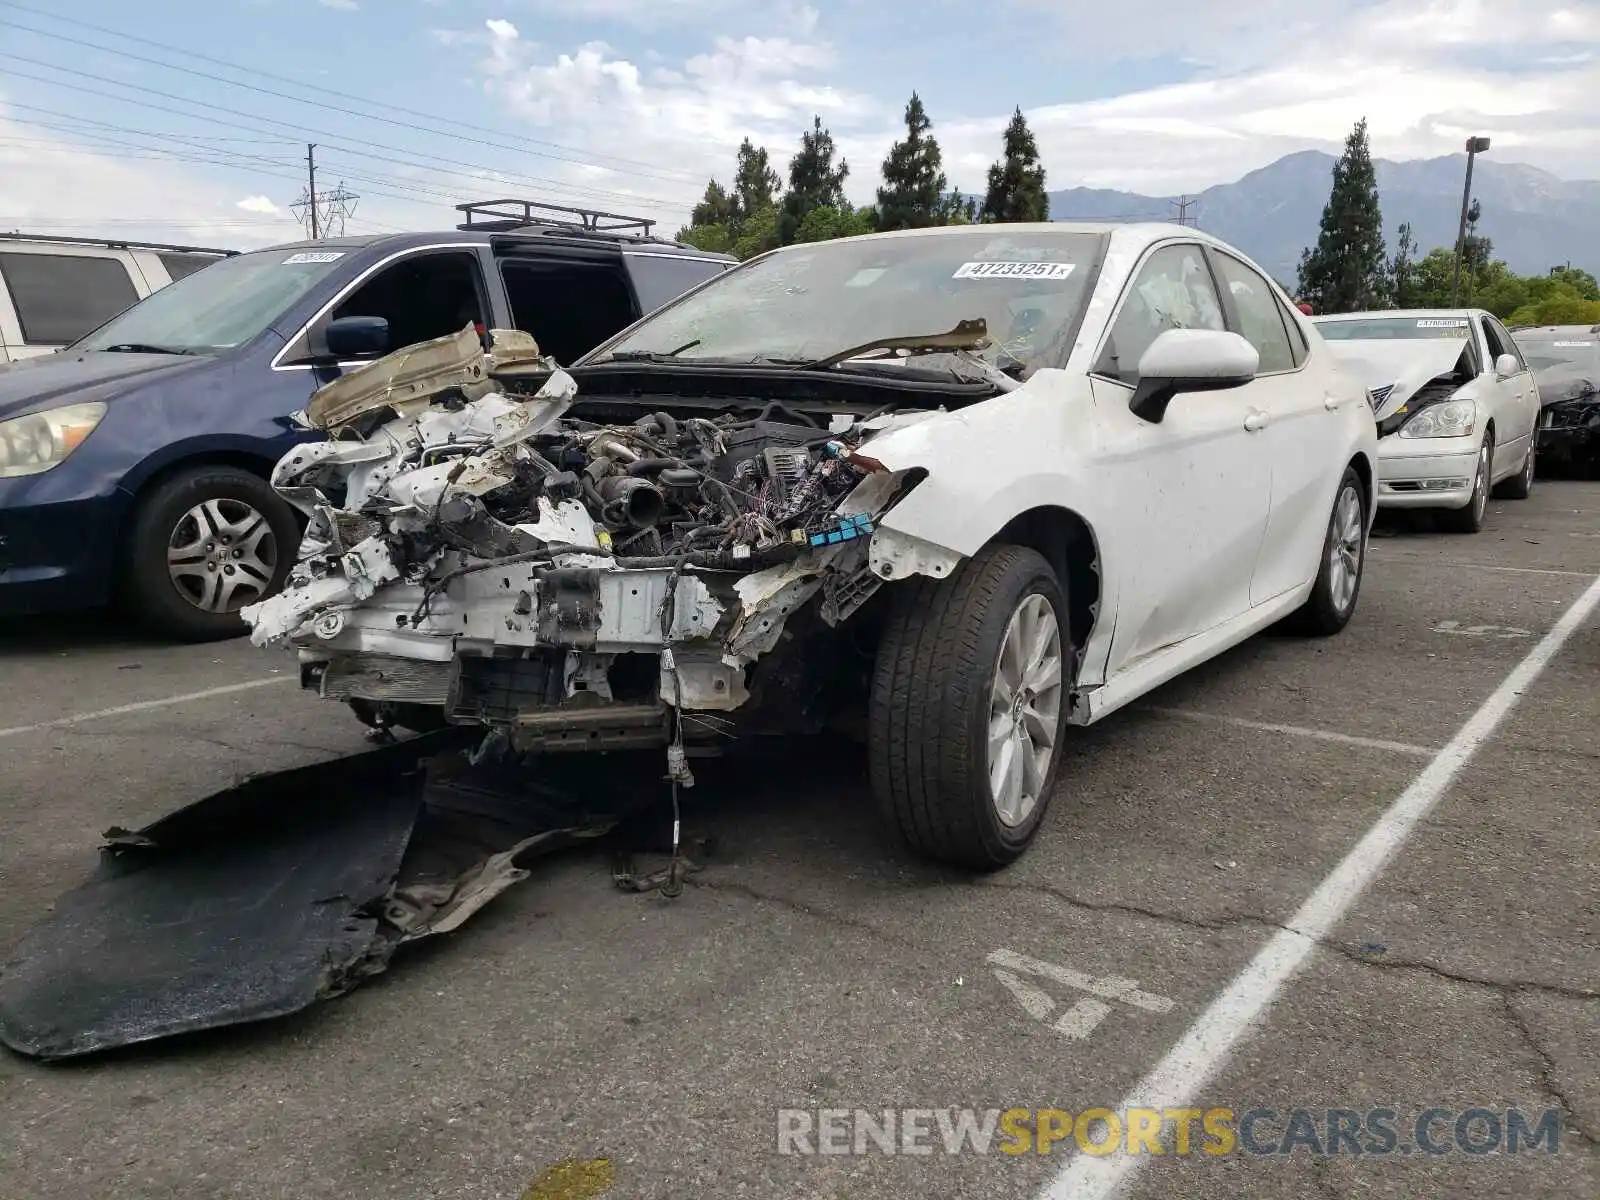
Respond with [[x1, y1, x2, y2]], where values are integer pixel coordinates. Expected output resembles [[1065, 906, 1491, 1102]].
[[987, 949, 1174, 1042]]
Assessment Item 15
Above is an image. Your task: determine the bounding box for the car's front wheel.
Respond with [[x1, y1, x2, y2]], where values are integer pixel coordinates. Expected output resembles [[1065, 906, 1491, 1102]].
[[1286, 465, 1367, 636], [1438, 434, 1493, 533], [868, 544, 1069, 870], [1493, 438, 1535, 500], [125, 465, 299, 642]]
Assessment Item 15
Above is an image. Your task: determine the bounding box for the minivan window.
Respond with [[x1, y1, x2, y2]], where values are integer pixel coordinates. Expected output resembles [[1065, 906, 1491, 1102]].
[[157, 252, 223, 282], [73, 247, 348, 355], [0, 252, 140, 345], [623, 253, 727, 315], [501, 257, 637, 365]]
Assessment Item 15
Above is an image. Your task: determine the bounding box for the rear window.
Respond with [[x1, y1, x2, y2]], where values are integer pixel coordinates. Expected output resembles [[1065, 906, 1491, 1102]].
[[0, 252, 140, 344], [158, 252, 223, 282], [623, 252, 729, 314]]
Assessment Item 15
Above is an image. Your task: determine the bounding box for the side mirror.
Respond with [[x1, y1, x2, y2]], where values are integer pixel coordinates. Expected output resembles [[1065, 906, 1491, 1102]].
[[1494, 352, 1520, 380], [1129, 328, 1260, 423], [323, 315, 390, 360]]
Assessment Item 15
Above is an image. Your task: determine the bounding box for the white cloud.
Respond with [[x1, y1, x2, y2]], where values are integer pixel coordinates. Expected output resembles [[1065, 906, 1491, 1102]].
[[318, 0, 360, 11], [235, 195, 281, 215]]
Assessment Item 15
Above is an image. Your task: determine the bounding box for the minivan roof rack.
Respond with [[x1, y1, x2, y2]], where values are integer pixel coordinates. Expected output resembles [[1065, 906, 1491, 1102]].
[[0, 232, 236, 256], [455, 198, 656, 238]]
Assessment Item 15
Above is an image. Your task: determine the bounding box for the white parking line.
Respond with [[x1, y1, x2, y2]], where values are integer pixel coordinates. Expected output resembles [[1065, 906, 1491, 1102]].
[[1143, 706, 1437, 757], [1042, 571, 1600, 1200], [0, 676, 295, 740]]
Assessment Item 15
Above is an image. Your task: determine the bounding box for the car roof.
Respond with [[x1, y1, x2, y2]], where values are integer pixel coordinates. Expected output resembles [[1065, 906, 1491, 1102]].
[[1312, 309, 1483, 322], [1507, 323, 1600, 337], [240, 228, 731, 259]]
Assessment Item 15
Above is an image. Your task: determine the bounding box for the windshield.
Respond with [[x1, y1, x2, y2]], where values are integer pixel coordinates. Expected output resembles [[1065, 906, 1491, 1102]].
[[586, 230, 1104, 375], [1314, 316, 1473, 342], [1515, 334, 1600, 377], [73, 247, 350, 355]]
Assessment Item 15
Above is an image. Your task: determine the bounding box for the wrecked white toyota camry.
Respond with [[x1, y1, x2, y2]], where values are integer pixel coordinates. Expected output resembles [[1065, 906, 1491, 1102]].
[[244, 224, 1378, 869]]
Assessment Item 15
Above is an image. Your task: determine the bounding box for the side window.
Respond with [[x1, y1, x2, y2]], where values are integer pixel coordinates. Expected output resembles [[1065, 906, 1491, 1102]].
[[330, 251, 485, 355], [158, 252, 222, 283], [623, 253, 728, 315], [0, 252, 140, 345], [1478, 315, 1507, 365], [500, 257, 638, 365], [1487, 316, 1525, 369], [1275, 295, 1309, 367], [1095, 244, 1225, 384], [1211, 252, 1296, 373]]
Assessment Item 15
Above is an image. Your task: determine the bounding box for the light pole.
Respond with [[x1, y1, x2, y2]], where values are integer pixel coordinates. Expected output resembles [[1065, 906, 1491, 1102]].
[[1450, 135, 1490, 305]]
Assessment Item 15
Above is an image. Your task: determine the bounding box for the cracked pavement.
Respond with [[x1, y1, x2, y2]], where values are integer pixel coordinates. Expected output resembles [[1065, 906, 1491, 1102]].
[[0, 483, 1596, 1199]]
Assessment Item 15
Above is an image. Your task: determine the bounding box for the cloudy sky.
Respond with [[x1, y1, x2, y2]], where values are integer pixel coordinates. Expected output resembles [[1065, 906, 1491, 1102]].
[[0, 0, 1596, 248]]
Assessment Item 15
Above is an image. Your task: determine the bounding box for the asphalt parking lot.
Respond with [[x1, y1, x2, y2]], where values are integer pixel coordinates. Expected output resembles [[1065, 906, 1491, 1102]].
[[1, 483, 1596, 1200]]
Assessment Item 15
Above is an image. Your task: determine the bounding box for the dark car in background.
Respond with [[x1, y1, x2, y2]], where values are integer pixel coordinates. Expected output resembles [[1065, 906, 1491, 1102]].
[[0, 201, 734, 639], [1512, 323, 1600, 475]]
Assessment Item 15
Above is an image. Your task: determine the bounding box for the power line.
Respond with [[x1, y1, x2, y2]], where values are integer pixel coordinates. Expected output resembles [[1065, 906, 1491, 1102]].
[[0, 55, 697, 213], [1170, 195, 1199, 227], [0, 7, 706, 186]]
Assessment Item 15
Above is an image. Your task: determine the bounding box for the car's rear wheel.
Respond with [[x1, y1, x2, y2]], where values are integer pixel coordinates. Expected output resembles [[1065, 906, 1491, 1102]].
[[1493, 438, 1535, 500], [868, 544, 1069, 870], [1438, 434, 1492, 533], [125, 465, 299, 642], [1285, 465, 1367, 636]]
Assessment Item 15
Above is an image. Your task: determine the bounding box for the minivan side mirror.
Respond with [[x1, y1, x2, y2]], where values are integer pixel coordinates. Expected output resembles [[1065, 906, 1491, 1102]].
[[323, 315, 390, 360], [1493, 352, 1520, 379], [1129, 328, 1260, 423]]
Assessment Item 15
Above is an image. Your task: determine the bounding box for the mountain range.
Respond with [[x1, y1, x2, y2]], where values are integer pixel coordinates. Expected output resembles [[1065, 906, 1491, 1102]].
[[1047, 150, 1599, 285]]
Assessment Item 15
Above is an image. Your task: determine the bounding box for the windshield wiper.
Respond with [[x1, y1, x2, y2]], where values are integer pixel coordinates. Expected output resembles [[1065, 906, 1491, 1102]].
[[793, 319, 990, 372], [99, 343, 197, 356], [595, 338, 701, 364]]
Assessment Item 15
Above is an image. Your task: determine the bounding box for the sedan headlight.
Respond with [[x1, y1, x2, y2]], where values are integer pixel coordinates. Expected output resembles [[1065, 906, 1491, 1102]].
[[1397, 399, 1476, 439], [0, 402, 108, 478]]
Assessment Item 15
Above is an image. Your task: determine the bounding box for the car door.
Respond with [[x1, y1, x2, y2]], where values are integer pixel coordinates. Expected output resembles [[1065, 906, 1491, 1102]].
[[1205, 248, 1346, 605], [1476, 314, 1529, 477], [1484, 313, 1538, 459], [1090, 241, 1274, 681]]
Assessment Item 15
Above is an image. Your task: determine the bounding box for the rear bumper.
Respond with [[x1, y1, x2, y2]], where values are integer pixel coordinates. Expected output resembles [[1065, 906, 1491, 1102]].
[[0, 485, 124, 616], [1374, 435, 1479, 510]]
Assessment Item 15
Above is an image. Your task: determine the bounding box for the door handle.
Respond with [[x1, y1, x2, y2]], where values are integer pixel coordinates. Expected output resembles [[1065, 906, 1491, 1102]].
[[1244, 410, 1269, 432]]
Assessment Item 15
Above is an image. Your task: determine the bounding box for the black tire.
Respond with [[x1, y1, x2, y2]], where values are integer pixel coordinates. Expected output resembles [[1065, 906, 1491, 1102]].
[[1437, 433, 1492, 533], [868, 544, 1070, 870], [1285, 465, 1367, 637], [124, 465, 299, 642], [1493, 438, 1535, 500]]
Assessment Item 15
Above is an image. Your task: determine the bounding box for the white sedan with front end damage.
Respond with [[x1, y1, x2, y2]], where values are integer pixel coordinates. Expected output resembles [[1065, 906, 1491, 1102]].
[[1313, 309, 1540, 531], [243, 223, 1377, 870]]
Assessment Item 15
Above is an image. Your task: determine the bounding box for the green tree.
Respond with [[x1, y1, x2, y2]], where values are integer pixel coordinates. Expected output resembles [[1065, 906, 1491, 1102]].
[[795, 204, 876, 244], [1296, 117, 1390, 313], [731, 203, 781, 261], [779, 115, 850, 245], [980, 107, 1049, 223], [1506, 283, 1600, 327], [876, 92, 948, 231], [939, 189, 978, 224], [1389, 221, 1418, 307], [731, 139, 781, 222]]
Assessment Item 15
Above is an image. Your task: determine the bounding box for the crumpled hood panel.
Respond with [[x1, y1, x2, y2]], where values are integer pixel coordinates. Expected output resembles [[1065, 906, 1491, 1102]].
[[1325, 339, 1470, 419]]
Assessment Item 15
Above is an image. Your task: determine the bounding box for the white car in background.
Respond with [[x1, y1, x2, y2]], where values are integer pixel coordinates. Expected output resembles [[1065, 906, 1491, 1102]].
[[248, 223, 1379, 869], [1313, 309, 1540, 532]]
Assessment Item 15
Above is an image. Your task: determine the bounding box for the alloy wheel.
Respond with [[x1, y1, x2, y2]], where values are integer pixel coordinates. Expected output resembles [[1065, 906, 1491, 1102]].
[[987, 593, 1064, 828], [1328, 482, 1364, 614]]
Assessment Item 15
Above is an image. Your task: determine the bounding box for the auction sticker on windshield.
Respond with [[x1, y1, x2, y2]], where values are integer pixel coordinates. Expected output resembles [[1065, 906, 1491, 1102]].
[[1553, 340, 1594, 347], [283, 251, 345, 265], [1416, 318, 1468, 328], [953, 261, 1075, 280]]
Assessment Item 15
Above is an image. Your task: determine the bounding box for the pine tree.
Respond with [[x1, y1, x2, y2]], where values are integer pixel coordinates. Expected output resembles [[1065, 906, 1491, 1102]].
[[1295, 117, 1390, 313], [731, 139, 780, 223], [779, 115, 850, 245], [875, 92, 948, 231], [1389, 221, 1417, 308], [979, 107, 1049, 223]]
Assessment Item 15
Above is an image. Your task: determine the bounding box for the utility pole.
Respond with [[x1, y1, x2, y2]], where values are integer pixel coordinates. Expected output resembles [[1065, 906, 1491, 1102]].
[[1170, 195, 1198, 227], [306, 143, 319, 240], [1451, 135, 1490, 305]]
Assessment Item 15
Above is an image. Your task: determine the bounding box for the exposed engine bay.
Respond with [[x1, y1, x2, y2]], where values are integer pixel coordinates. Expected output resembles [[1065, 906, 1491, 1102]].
[[243, 324, 938, 774]]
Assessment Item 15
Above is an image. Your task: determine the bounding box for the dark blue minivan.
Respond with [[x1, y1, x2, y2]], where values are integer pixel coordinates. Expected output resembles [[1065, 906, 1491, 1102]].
[[0, 209, 733, 639]]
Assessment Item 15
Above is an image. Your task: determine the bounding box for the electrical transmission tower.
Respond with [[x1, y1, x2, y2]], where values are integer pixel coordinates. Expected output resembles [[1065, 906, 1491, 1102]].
[[1170, 195, 1199, 227], [290, 143, 360, 240]]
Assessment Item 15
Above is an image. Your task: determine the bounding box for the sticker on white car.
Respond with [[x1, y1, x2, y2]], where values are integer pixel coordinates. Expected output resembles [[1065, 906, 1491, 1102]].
[[953, 261, 1075, 280], [1416, 318, 1468, 329], [283, 251, 345, 265]]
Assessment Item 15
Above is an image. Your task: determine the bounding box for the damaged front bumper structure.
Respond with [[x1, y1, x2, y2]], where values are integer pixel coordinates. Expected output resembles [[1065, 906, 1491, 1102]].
[[244, 324, 918, 767]]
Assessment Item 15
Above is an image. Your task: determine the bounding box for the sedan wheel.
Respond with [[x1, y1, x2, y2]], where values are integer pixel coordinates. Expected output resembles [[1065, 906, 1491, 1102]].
[[1439, 436, 1492, 533], [869, 544, 1071, 869], [987, 593, 1064, 829], [1285, 464, 1367, 636]]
